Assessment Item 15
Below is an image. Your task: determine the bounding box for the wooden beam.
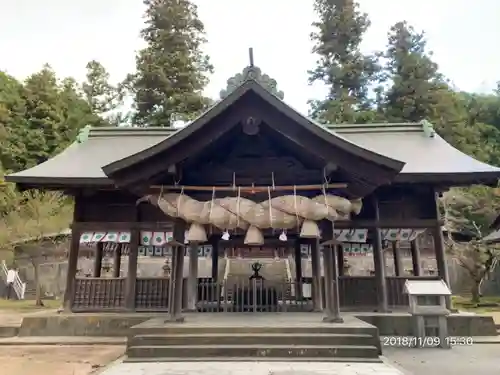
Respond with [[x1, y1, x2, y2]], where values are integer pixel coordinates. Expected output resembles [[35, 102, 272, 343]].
[[335, 219, 442, 229], [149, 183, 347, 192], [72, 218, 442, 232]]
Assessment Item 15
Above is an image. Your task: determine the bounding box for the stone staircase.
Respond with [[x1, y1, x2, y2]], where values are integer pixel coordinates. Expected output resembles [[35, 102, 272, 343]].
[[125, 317, 382, 362]]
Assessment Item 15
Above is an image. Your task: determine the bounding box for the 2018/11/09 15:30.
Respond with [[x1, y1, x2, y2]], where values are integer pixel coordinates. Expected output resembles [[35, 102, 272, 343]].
[[382, 336, 473, 347]]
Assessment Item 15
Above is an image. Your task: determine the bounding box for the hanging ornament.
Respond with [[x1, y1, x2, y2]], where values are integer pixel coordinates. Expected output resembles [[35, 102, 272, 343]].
[[279, 230, 287, 242], [221, 230, 230, 241]]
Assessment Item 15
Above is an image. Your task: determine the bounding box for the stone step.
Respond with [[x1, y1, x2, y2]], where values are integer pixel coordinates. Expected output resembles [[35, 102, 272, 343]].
[[127, 344, 379, 359], [0, 327, 19, 338], [132, 325, 376, 336], [129, 332, 375, 347], [124, 356, 383, 363]]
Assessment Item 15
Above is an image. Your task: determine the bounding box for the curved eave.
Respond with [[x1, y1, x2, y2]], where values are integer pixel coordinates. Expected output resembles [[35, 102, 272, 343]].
[[337, 130, 500, 186], [395, 171, 500, 186], [6, 133, 169, 189], [103, 80, 405, 184], [5, 176, 113, 190]]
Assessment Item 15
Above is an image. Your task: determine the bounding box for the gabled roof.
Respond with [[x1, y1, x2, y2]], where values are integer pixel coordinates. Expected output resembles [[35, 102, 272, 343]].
[[6, 75, 500, 190], [6, 127, 175, 187], [331, 122, 500, 185], [102, 80, 404, 182]]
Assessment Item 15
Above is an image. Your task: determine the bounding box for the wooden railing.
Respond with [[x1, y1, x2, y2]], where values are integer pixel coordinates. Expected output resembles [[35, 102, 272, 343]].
[[71, 275, 441, 312], [73, 277, 125, 310]]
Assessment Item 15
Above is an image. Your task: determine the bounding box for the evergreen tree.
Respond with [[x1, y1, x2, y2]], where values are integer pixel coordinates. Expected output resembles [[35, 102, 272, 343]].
[[0, 72, 29, 171], [309, 0, 379, 123], [83, 60, 124, 126], [382, 21, 445, 122], [58, 77, 103, 148], [22, 65, 65, 166], [130, 0, 213, 127], [380, 21, 500, 164]]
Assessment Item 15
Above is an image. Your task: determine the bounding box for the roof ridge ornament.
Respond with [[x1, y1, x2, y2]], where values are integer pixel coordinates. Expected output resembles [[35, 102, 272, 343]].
[[421, 120, 435, 138], [219, 48, 284, 100], [76, 125, 91, 143]]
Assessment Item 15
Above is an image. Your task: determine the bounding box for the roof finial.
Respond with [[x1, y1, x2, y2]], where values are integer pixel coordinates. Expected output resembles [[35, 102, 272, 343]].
[[249, 47, 254, 67]]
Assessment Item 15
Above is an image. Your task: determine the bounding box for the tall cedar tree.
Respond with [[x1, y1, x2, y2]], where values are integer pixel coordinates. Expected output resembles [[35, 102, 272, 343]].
[[131, 0, 213, 127], [382, 21, 445, 122], [83, 61, 116, 125], [381, 22, 500, 163], [309, 0, 379, 123]]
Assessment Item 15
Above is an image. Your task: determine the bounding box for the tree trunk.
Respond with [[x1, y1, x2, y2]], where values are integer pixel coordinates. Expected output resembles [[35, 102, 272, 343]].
[[471, 280, 481, 304], [32, 260, 43, 306]]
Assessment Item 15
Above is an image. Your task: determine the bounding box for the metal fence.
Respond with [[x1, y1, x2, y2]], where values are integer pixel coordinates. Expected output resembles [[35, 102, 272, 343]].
[[196, 279, 312, 313]]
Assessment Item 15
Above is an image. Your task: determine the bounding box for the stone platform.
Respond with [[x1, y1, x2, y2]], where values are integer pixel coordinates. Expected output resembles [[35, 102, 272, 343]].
[[355, 311, 497, 336], [126, 313, 382, 362], [11, 310, 498, 338]]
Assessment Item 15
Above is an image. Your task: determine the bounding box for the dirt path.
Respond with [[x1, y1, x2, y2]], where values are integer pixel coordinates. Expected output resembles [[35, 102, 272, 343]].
[[1, 345, 125, 375]]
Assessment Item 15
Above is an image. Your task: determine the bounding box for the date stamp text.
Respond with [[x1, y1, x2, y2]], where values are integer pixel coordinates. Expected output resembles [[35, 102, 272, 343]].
[[382, 336, 473, 348]]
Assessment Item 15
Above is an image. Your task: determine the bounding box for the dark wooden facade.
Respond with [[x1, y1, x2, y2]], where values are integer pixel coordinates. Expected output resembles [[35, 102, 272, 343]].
[[7, 65, 500, 321]]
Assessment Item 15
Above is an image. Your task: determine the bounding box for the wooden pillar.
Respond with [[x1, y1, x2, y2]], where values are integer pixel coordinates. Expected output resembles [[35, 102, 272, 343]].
[[293, 239, 303, 300], [210, 237, 219, 281], [432, 226, 450, 284], [113, 244, 122, 278], [322, 245, 343, 323], [93, 242, 103, 277], [337, 245, 345, 276], [187, 244, 199, 311], [322, 244, 333, 319], [310, 239, 322, 311], [432, 190, 451, 310], [432, 225, 451, 309], [171, 246, 185, 321], [63, 195, 83, 311], [392, 241, 403, 276], [331, 245, 343, 322], [410, 239, 421, 276], [372, 195, 388, 312], [168, 220, 186, 322], [125, 228, 139, 310], [167, 246, 178, 314]]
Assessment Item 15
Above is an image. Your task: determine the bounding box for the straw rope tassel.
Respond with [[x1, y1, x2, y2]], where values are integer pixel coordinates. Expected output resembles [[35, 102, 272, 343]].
[[236, 187, 241, 229], [293, 185, 299, 231], [268, 186, 273, 229]]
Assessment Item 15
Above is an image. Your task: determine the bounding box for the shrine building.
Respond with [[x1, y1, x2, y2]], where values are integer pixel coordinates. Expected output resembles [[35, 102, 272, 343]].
[[7, 63, 500, 322]]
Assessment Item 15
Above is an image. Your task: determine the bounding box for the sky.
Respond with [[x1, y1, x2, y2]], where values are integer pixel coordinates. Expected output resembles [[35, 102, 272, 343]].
[[1, 0, 499, 114]]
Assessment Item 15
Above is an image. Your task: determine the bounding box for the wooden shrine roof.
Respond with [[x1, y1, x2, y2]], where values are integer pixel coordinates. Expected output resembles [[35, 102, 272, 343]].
[[331, 123, 500, 185], [7, 79, 500, 189]]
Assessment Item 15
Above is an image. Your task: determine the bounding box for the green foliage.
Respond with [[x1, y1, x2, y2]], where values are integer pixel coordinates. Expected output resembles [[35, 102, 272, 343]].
[[442, 187, 500, 302], [0, 189, 71, 248], [309, 2, 500, 302], [381, 21, 445, 122], [83, 60, 124, 126], [0, 62, 119, 173], [0, 188, 71, 305], [309, 0, 381, 123], [128, 0, 214, 127]]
